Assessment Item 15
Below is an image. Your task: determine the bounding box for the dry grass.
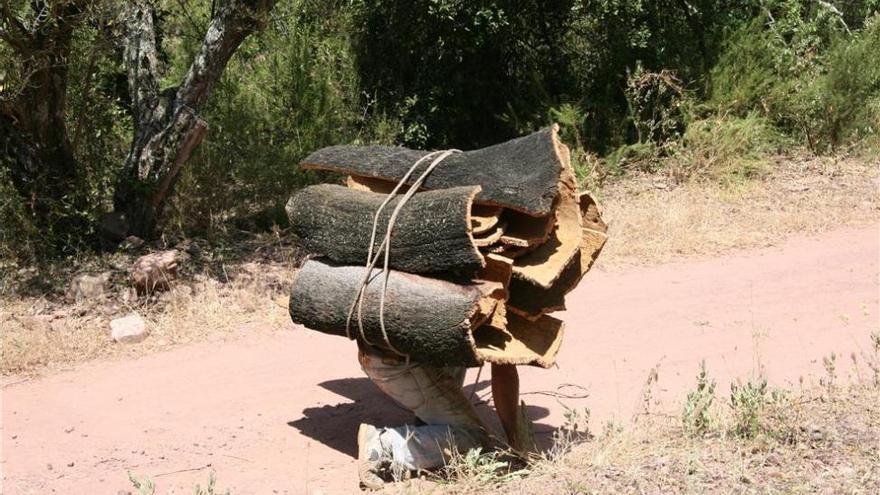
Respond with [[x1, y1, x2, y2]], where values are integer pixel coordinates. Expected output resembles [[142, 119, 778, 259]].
[[1, 153, 877, 376], [381, 337, 880, 494], [0, 235, 297, 376], [596, 154, 880, 267]]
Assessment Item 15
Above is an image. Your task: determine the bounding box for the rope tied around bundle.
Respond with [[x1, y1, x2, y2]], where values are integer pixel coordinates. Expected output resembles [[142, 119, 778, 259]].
[[344, 149, 462, 363]]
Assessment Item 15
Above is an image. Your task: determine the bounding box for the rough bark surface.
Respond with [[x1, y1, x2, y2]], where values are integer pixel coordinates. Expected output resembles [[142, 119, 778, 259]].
[[289, 259, 484, 366], [286, 185, 484, 274], [301, 127, 564, 216], [511, 152, 582, 288], [113, 0, 275, 238]]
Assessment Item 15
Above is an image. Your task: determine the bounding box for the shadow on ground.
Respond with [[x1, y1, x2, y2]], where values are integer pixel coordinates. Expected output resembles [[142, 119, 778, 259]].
[[288, 377, 556, 458]]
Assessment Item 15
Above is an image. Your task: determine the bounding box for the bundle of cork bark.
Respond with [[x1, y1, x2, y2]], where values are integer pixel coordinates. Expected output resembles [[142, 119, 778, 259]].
[[286, 125, 607, 368]]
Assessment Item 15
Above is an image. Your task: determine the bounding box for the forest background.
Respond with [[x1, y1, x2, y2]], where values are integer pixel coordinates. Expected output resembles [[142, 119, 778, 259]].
[[1, 0, 878, 261]]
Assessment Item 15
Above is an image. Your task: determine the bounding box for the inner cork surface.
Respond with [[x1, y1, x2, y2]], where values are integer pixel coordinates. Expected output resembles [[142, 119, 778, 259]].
[[471, 313, 564, 368]]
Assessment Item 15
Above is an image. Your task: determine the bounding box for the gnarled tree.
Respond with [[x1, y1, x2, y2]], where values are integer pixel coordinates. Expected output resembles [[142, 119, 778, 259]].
[[112, 0, 276, 239], [1, 0, 92, 241]]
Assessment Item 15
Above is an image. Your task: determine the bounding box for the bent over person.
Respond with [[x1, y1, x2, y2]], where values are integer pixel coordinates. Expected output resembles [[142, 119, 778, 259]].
[[285, 128, 607, 490], [356, 341, 523, 489]]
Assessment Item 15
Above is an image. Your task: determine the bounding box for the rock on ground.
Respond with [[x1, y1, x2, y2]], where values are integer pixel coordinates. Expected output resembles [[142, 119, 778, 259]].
[[130, 250, 182, 294], [109, 313, 149, 344], [67, 272, 112, 303]]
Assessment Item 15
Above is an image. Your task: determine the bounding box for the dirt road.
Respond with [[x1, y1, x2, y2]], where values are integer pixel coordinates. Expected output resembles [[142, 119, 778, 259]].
[[3, 224, 878, 494]]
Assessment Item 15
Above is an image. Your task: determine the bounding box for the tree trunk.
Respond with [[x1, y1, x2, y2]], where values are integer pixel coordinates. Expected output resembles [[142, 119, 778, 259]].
[[112, 0, 275, 239], [1, 1, 86, 241]]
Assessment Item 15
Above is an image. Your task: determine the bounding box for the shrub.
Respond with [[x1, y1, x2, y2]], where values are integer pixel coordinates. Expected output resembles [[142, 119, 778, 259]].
[[164, 0, 400, 236], [675, 112, 786, 181], [709, 5, 880, 153], [729, 377, 791, 440], [797, 14, 880, 151], [683, 361, 717, 435]]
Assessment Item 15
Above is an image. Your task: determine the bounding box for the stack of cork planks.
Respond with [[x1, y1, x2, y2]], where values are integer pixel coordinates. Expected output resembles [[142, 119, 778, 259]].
[[286, 125, 607, 367]]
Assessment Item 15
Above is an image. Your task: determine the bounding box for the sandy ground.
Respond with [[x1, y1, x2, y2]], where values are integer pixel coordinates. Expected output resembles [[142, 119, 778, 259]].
[[2, 224, 878, 494]]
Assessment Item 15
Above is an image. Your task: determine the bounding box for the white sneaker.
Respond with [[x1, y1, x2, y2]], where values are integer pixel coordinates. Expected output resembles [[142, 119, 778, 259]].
[[357, 423, 385, 490]]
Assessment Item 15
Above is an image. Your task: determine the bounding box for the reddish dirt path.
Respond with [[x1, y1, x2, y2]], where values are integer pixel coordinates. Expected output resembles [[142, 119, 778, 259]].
[[2, 224, 878, 494]]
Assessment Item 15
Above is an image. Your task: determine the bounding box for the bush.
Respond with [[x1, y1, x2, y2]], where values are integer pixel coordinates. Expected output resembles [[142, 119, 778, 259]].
[[729, 377, 791, 440], [683, 361, 717, 435], [797, 14, 880, 151], [675, 113, 786, 181], [709, 5, 880, 153], [164, 0, 400, 236]]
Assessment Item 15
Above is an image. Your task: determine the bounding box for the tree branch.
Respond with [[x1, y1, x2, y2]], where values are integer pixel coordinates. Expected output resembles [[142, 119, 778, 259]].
[[121, 1, 160, 126], [0, 3, 33, 52], [175, 0, 275, 110]]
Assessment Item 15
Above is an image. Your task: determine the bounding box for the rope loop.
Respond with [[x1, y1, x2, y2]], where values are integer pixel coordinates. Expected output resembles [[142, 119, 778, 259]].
[[344, 149, 461, 363]]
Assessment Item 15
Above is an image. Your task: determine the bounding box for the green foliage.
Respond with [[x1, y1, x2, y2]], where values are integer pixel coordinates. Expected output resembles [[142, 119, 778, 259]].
[[128, 471, 156, 495], [193, 471, 231, 495], [797, 15, 880, 151], [443, 447, 529, 485], [683, 361, 717, 435], [167, 0, 394, 235], [729, 377, 790, 439], [0, 177, 41, 263], [128, 470, 230, 495], [2, 0, 879, 261], [624, 66, 689, 145], [709, 4, 880, 153], [603, 141, 661, 176], [676, 112, 786, 182]]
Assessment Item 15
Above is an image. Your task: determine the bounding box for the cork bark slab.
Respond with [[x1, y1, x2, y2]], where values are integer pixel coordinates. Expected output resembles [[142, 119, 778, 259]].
[[498, 209, 555, 247], [470, 205, 503, 234], [345, 175, 400, 193], [473, 313, 565, 368], [289, 259, 486, 366], [579, 191, 608, 232], [346, 175, 502, 235], [508, 227, 608, 320], [301, 127, 565, 216], [510, 142, 582, 289], [286, 184, 484, 274], [472, 222, 507, 247], [486, 243, 533, 258]]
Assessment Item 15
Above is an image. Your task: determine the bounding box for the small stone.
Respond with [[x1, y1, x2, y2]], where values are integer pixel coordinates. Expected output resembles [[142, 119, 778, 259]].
[[67, 461, 74, 467], [110, 313, 149, 344], [130, 250, 182, 294], [46, 463, 53, 471], [67, 272, 112, 303], [184, 242, 201, 258], [64, 426, 75, 433], [122, 235, 144, 250]]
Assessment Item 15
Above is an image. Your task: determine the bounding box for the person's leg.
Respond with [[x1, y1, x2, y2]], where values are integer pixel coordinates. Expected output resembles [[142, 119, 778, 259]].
[[358, 351, 484, 429], [491, 363, 520, 448], [357, 350, 489, 483]]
